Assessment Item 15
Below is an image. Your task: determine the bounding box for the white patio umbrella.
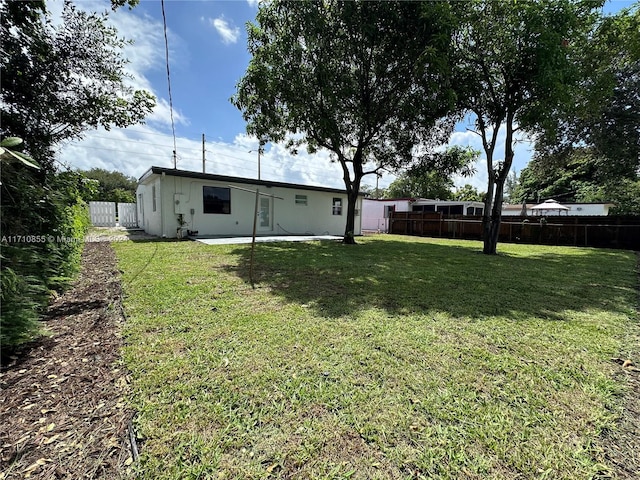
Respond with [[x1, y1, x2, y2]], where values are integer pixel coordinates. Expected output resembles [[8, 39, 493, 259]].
[[530, 199, 569, 215]]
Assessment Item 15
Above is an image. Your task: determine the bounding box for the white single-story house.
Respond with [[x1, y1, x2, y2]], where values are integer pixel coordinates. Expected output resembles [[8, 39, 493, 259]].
[[502, 202, 615, 216], [362, 198, 485, 232], [136, 167, 363, 238]]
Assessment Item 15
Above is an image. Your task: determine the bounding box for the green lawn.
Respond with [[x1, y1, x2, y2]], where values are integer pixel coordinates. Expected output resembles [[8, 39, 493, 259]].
[[113, 235, 638, 479]]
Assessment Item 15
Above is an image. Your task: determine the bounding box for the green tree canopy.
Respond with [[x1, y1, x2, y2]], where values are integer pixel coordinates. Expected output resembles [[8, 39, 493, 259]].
[[233, 0, 458, 243], [513, 147, 640, 215], [453, 184, 484, 202], [79, 168, 138, 203], [385, 146, 478, 199], [536, 5, 639, 183]]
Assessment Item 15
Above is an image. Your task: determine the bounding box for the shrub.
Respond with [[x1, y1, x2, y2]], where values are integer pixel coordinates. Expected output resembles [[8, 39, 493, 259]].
[[0, 168, 90, 349]]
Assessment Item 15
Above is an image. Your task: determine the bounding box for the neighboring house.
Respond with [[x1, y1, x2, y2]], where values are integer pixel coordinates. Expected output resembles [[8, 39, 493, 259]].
[[411, 199, 485, 216], [362, 198, 485, 232], [362, 198, 414, 232], [502, 202, 615, 216], [136, 167, 363, 238]]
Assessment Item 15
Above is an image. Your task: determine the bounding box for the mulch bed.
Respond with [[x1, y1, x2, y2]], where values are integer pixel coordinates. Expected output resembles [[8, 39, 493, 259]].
[[0, 241, 134, 479], [1, 241, 638, 479]]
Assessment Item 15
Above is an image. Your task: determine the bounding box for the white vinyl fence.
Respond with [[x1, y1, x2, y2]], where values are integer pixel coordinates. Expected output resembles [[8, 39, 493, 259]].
[[89, 201, 116, 227], [89, 201, 138, 228], [117, 202, 138, 228]]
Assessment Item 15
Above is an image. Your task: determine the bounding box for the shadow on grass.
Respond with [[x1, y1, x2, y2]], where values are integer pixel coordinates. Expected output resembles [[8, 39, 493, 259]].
[[226, 238, 636, 321]]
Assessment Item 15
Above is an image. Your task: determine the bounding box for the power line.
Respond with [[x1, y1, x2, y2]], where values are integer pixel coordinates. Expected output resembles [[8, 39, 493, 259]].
[[160, 0, 177, 166], [87, 134, 203, 152]]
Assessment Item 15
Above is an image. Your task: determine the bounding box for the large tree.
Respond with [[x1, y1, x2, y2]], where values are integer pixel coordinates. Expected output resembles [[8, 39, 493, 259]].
[[516, 5, 640, 216], [452, 0, 603, 254], [232, 0, 458, 243]]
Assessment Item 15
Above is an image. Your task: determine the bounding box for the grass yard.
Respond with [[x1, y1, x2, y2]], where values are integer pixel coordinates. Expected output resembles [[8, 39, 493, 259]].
[[113, 235, 638, 479]]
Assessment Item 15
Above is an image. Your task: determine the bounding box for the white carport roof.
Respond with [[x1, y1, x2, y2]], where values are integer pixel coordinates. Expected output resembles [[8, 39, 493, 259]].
[[531, 199, 569, 211]]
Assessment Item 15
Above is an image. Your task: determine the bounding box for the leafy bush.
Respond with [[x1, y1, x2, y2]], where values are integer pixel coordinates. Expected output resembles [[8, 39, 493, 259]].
[[1, 167, 90, 349]]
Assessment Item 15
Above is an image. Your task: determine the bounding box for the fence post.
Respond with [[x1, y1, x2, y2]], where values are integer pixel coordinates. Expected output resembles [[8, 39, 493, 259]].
[[585, 225, 588, 247]]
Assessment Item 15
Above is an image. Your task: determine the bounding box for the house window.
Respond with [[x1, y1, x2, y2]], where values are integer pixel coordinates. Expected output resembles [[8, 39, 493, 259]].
[[295, 194, 308, 206], [412, 205, 436, 212], [332, 198, 343, 215], [384, 205, 395, 218], [203, 186, 231, 214], [152, 186, 156, 212]]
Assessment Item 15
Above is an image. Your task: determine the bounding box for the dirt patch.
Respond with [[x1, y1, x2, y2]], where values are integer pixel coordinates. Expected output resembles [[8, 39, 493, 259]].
[[0, 242, 133, 479]]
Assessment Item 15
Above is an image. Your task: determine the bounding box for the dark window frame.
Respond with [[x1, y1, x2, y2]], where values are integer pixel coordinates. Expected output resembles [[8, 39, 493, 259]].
[[203, 186, 231, 214], [332, 197, 343, 215]]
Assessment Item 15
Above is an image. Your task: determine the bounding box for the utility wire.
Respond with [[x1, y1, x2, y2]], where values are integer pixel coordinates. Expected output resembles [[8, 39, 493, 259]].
[[161, 0, 177, 164]]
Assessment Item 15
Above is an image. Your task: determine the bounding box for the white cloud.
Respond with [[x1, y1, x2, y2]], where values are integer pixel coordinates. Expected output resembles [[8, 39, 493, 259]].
[[247, 0, 259, 7], [56, 127, 347, 189], [211, 16, 240, 45], [146, 98, 189, 128]]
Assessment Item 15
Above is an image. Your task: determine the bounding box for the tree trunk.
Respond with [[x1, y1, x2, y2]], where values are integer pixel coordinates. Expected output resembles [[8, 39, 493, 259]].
[[483, 184, 505, 255], [343, 190, 359, 244], [482, 112, 515, 255], [340, 150, 363, 245], [482, 150, 496, 254]]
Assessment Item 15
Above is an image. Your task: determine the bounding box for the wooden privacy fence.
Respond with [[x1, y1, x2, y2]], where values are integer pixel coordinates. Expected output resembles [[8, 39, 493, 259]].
[[89, 201, 138, 228], [389, 212, 640, 250]]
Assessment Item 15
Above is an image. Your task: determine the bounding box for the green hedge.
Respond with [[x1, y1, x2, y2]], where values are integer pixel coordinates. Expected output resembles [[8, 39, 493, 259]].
[[1, 169, 91, 350]]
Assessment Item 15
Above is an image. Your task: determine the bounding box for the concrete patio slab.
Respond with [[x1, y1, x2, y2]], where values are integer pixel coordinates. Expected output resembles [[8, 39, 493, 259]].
[[192, 235, 343, 245]]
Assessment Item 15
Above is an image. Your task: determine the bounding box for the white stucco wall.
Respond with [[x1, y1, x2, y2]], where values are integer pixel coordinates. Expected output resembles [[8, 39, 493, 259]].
[[136, 178, 163, 236], [138, 172, 362, 238], [563, 204, 613, 216], [362, 199, 412, 232]]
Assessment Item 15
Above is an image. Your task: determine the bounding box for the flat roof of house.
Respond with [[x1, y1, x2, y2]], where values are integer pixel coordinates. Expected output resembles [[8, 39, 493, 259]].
[[139, 166, 364, 196], [363, 197, 418, 202]]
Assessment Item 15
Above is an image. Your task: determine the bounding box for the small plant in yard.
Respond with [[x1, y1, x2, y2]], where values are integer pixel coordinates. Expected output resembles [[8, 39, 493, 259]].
[[114, 236, 638, 479]]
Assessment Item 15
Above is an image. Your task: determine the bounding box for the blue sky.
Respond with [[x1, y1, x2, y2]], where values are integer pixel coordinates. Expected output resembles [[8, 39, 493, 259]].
[[55, 0, 637, 194]]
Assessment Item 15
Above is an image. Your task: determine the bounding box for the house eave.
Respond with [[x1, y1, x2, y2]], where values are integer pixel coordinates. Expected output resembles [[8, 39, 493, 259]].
[[138, 166, 365, 196]]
